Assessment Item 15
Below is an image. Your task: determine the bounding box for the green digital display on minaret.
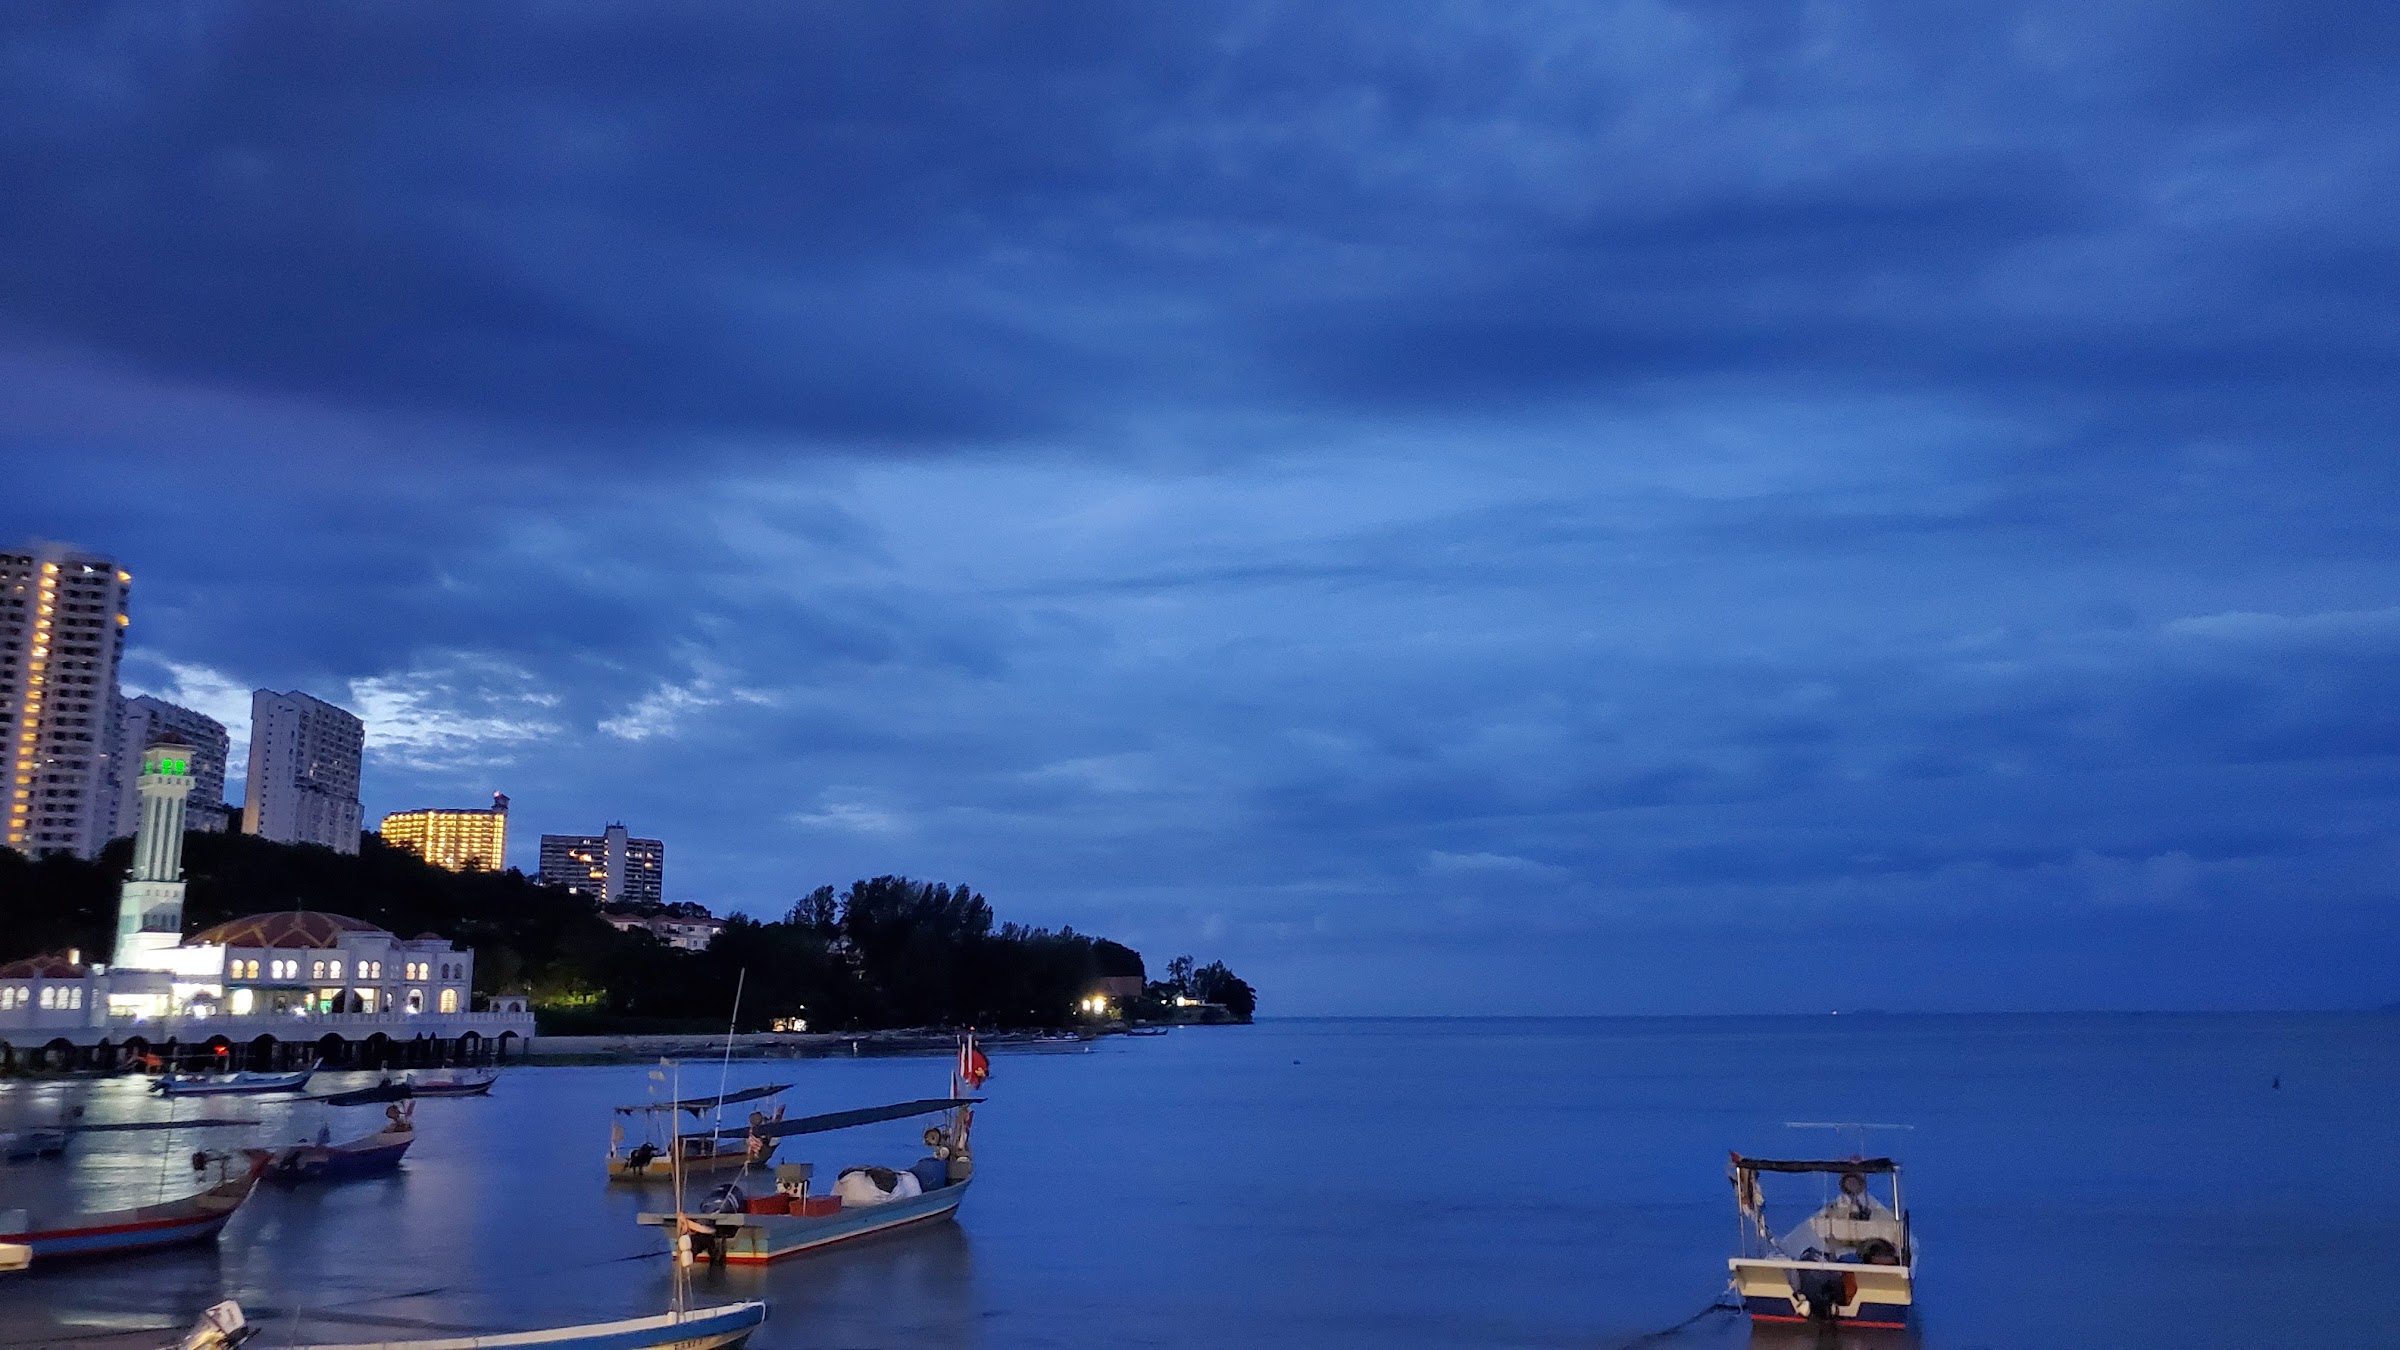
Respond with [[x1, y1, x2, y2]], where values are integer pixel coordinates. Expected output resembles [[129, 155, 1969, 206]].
[[152, 756, 187, 775]]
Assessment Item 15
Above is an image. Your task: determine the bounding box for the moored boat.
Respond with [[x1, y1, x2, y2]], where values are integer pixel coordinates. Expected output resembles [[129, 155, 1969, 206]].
[[0, 1154, 266, 1261], [245, 1104, 415, 1184], [638, 1035, 990, 1266], [170, 1298, 767, 1350], [153, 1060, 319, 1097], [409, 1068, 498, 1097], [608, 1082, 789, 1184], [1727, 1152, 1916, 1330]]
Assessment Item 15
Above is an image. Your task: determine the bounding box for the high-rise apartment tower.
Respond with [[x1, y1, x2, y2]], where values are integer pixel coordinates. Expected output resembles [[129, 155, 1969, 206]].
[[539, 824, 664, 905], [113, 696, 232, 836], [242, 689, 365, 854], [0, 543, 131, 858]]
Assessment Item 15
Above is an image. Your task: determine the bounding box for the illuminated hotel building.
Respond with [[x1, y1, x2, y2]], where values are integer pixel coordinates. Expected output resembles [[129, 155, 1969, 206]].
[[539, 823, 664, 905], [243, 689, 365, 854], [381, 793, 511, 872], [0, 544, 132, 859]]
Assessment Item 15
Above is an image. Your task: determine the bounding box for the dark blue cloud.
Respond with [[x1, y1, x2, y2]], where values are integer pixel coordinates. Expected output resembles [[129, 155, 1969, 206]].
[[5, 2, 2398, 1012]]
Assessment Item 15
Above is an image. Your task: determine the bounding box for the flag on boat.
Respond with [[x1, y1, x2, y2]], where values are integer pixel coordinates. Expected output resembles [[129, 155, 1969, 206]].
[[959, 1033, 990, 1088]]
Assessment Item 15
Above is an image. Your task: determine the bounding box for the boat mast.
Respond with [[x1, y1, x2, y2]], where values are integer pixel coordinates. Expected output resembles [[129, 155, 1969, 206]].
[[668, 1058, 687, 1318], [710, 969, 746, 1150]]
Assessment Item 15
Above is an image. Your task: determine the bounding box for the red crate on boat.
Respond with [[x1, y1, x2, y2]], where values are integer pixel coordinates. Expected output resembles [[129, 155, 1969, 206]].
[[794, 1195, 841, 1217], [744, 1194, 789, 1215]]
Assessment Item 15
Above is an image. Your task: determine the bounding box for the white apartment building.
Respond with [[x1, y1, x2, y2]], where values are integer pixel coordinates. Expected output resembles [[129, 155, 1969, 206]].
[[243, 689, 365, 854], [113, 695, 233, 836], [0, 543, 132, 859], [539, 823, 665, 905]]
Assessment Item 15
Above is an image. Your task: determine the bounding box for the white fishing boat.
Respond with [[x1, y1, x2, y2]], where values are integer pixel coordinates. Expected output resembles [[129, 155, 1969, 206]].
[[1727, 1151, 1916, 1330]]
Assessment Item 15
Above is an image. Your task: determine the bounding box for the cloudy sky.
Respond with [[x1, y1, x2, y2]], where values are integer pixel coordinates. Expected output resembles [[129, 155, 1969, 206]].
[[5, 3, 2396, 1013]]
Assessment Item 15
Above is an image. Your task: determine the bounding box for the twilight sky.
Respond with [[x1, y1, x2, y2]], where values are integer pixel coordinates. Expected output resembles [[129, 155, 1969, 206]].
[[5, 3, 2397, 1014]]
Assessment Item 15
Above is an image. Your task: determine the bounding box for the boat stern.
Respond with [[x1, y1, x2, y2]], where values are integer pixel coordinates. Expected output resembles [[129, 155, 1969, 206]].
[[1730, 1257, 1913, 1329]]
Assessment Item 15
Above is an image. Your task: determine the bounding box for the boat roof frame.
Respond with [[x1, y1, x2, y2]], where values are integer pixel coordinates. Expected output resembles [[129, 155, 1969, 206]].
[[1731, 1154, 1899, 1175]]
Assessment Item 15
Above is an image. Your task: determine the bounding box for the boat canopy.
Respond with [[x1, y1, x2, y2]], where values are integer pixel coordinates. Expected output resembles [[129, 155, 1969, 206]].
[[715, 1097, 982, 1142], [615, 1082, 792, 1116], [1731, 1154, 1898, 1174]]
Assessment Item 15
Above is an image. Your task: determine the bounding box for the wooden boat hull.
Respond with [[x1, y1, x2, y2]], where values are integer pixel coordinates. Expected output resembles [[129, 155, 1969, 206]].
[[248, 1131, 414, 1184], [640, 1178, 969, 1265], [608, 1142, 776, 1185], [0, 1163, 262, 1262], [1730, 1257, 1914, 1329], [288, 1300, 767, 1350]]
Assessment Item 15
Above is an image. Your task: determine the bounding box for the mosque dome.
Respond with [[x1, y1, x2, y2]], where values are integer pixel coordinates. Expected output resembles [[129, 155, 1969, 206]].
[[184, 911, 389, 949]]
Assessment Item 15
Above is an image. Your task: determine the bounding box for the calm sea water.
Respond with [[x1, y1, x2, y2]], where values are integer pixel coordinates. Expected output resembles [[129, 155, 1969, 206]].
[[1, 1014, 2395, 1349]]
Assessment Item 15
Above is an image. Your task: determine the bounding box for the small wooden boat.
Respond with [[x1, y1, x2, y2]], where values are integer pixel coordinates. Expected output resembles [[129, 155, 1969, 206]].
[[154, 1060, 319, 1097], [409, 1068, 498, 1097], [171, 1298, 767, 1350], [639, 1036, 988, 1266], [0, 1242, 27, 1272], [609, 1082, 789, 1184], [0, 1154, 265, 1261], [1727, 1152, 1916, 1330], [246, 1105, 415, 1184]]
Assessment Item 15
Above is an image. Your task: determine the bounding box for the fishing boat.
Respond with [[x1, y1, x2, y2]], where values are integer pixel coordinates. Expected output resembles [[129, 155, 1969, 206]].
[[409, 1068, 498, 1097], [638, 1035, 990, 1266], [608, 1082, 789, 1184], [153, 1060, 319, 1097], [1727, 1151, 1916, 1330], [246, 1104, 415, 1184], [0, 1153, 266, 1261], [170, 1298, 767, 1350]]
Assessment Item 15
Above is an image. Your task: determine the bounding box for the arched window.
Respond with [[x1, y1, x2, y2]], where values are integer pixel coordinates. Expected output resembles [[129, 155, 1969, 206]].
[[68, 986, 82, 1009], [38, 985, 56, 1010], [328, 959, 343, 980], [310, 960, 325, 980], [438, 988, 459, 1013]]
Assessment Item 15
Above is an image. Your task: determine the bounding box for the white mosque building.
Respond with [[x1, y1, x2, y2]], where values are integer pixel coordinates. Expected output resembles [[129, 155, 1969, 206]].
[[0, 732, 531, 1071]]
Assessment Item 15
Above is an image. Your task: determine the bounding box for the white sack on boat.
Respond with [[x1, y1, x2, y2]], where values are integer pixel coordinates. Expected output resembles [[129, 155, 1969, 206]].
[[835, 1166, 923, 1207]]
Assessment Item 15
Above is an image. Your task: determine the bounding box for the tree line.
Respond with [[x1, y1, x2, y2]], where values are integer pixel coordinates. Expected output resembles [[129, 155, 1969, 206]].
[[0, 832, 1257, 1032]]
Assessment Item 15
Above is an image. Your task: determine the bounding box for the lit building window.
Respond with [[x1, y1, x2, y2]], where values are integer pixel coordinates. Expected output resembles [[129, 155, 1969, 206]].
[[328, 959, 342, 979], [311, 960, 324, 979], [438, 988, 459, 1013]]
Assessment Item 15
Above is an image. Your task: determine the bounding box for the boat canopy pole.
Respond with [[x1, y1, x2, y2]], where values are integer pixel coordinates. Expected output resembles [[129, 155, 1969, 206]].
[[716, 1097, 984, 1142]]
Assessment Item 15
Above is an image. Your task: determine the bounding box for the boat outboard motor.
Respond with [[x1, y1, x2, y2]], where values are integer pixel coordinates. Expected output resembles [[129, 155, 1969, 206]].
[[1793, 1268, 1856, 1322], [176, 1301, 255, 1350], [700, 1182, 746, 1214]]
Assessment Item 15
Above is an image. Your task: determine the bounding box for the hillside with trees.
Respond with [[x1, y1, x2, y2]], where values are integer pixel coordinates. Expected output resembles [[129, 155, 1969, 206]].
[[0, 833, 1255, 1032]]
